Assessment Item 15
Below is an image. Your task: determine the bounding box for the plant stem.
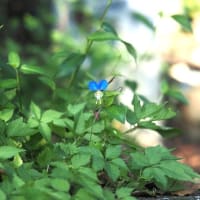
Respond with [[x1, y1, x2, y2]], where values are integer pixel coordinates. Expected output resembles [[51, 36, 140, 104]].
[[123, 126, 138, 134], [99, 0, 113, 26], [67, 0, 113, 87], [15, 69, 23, 113]]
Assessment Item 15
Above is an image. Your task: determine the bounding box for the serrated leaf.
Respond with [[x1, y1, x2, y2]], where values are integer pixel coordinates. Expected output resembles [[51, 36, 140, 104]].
[[111, 158, 128, 171], [8, 51, 20, 68], [105, 162, 120, 181], [145, 146, 169, 164], [105, 145, 121, 160], [67, 103, 86, 116], [71, 154, 91, 168], [41, 109, 63, 123], [92, 156, 105, 171], [39, 122, 51, 142], [0, 146, 24, 160], [30, 101, 41, 120], [75, 113, 86, 135], [116, 187, 133, 199], [106, 105, 127, 123], [7, 117, 36, 137], [159, 160, 195, 181], [0, 79, 17, 89], [171, 14, 192, 32], [37, 147, 53, 167], [143, 167, 168, 190], [87, 120, 105, 133], [50, 178, 70, 192], [20, 64, 46, 75], [78, 167, 98, 182], [0, 108, 14, 122], [88, 31, 119, 41], [130, 151, 149, 169]]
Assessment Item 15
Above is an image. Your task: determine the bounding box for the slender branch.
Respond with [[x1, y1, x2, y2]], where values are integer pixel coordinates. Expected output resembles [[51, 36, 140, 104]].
[[99, 0, 113, 26], [15, 69, 23, 113], [123, 126, 138, 134], [67, 0, 113, 87]]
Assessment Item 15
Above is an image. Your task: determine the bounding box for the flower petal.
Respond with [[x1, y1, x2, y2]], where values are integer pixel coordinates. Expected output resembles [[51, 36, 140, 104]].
[[88, 81, 98, 91], [98, 80, 108, 91]]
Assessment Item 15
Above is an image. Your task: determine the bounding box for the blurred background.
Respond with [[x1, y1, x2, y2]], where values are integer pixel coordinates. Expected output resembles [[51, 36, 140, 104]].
[[0, 0, 200, 171]]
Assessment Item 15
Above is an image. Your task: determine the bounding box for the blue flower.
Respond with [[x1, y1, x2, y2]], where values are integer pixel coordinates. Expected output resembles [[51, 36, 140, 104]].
[[88, 79, 108, 91], [88, 80, 108, 104]]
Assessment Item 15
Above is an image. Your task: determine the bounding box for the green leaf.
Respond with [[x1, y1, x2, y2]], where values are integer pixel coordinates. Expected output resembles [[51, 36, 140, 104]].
[[88, 31, 119, 41], [143, 167, 168, 190], [57, 53, 85, 78], [67, 103, 86, 116], [144, 146, 165, 165], [105, 145, 121, 160], [103, 188, 115, 200], [123, 41, 137, 62], [20, 64, 46, 75], [0, 79, 17, 89], [37, 147, 53, 167], [159, 160, 199, 181], [167, 89, 188, 104], [39, 122, 51, 142], [30, 102, 41, 120], [132, 94, 142, 117], [77, 176, 104, 199], [132, 11, 155, 31], [101, 22, 118, 36], [171, 14, 192, 32], [111, 158, 128, 171], [71, 154, 91, 168], [0, 108, 14, 122], [8, 51, 20, 68], [7, 117, 36, 137], [75, 113, 86, 135], [105, 162, 120, 181], [78, 167, 98, 182], [50, 178, 70, 192], [130, 151, 149, 169], [125, 80, 138, 92], [92, 156, 105, 171], [38, 76, 56, 91], [41, 109, 63, 123], [126, 109, 138, 125], [74, 189, 94, 200], [0, 189, 6, 200], [106, 105, 127, 123], [116, 187, 133, 199], [87, 120, 105, 133], [0, 146, 24, 160]]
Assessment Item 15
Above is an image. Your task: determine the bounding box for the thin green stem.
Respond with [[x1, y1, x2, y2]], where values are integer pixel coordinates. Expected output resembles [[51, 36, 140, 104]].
[[67, 0, 113, 88], [99, 0, 113, 26], [15, 69, 23, 113]]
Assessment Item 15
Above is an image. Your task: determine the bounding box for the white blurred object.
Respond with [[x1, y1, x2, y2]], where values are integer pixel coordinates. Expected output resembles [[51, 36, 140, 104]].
[[125, 128, 163, 147], [169, 63, 200, 86]]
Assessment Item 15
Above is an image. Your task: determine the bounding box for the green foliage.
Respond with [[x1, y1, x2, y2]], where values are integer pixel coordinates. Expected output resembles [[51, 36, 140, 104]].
[[0, 1, 198, 199], [171, 14, 193, 32]]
